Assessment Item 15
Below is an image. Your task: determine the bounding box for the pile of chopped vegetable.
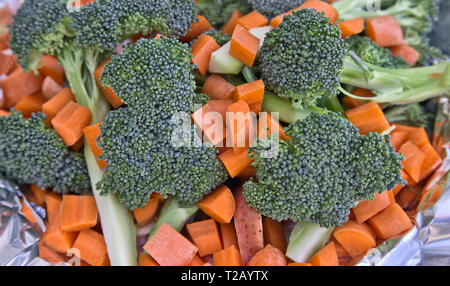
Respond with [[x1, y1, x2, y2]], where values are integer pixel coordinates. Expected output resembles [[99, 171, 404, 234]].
[[0, 0, 448, 267]]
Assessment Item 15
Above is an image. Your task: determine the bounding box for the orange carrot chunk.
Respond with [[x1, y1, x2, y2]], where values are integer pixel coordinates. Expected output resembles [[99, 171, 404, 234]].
[[227, 99, 256, 153], [393, 124, 429, 148], [368, 203, 413, 240], [94, 59, 123, 108], [333, 220, 376, 258], [72, 229, 109, 266], [29, 184, 48, 207], [144, 222, 198, 266], [138, 252, 159, 266], [419, 141, 442, 182], [219, 148, 253, 178], [309, 241, 339, 266], [219, 223, 239, 249], [202, 74, 235, 100], [247, 244, 287, 266], [213, 245, 243, 266], [389, 44, 420, 67], [38, 240, 66, 264], [233, 79, 265, 114], [82, 122, 107, 170], [187, 219, 223, 257], [191, 34, 220, 76], [257, 112, 288, 141], [398, 141, 425, 183], [352, 191, 393, 224], [14, 93, 46, 119], [0, 110, 10, 117], [0, 50, 17, 75], [1, 68, 44, 108], [192, 103, 226, 146], [345, 101, 390, 134], [418, 184, 442, 212], [389, 131, 408, 151], [338, 17, 365, 38], [222, 10, 243, 35], [45, 192, 62, 222], [229, 24, 260, 67], [51, 101, 92, 146], [342, 87, 375, 108], [179, 15, 213, 43], [60, 194, 98, 232], [198, 185, 235, 223], [236, 11, 268, 30], [207, 99, 233, 127], [41, 76, 63, 100], [38, 55, 65, 85], [133, 193, 163, 227], [365, 15, 403, 47], [288, 262, 312, 266], [263, 217, 287, 253], [42, 208, 78, 254], [188, 254, 206, 266], [42, 88, 75, 125]]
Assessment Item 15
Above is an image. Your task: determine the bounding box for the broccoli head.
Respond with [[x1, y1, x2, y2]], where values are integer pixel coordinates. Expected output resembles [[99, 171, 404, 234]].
[[243, 112, 405, 227], [0, 111, 90, 194], [248, 0, 305, 19], [97, 38, 228, 209], [197, 0, 251, 28], [260, 9, 348, 109]]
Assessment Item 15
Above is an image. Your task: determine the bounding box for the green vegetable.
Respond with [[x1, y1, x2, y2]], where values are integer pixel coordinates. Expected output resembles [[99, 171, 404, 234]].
[[209, 41, 245, 74], [196, 0, 251, 28], [98, 38, 228, 210], [204, 29, 232, 46], [247, 0, 305, 19], [383, 103, 432, 128], [0, 111, 90, 194]]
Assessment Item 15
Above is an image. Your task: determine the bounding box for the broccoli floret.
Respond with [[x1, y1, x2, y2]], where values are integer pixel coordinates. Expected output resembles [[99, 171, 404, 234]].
[[197, 0, 251, 28], [260, 9, 348, 109], [383, 103, 432, 128], [248, 0, 305, 19], [0, 111, 90, 194], [346, 35, 409, 69], [204, 29, 231, 46], [97, 38, 228, 209], [243, 111, 405, 227]]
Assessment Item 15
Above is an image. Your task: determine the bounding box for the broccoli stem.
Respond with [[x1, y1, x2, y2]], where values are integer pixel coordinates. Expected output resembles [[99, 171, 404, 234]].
[[286, 221, 334, 263], [242, 65, 257, 83], [262, 91, 320, 123], [147, 196, 198, 240]]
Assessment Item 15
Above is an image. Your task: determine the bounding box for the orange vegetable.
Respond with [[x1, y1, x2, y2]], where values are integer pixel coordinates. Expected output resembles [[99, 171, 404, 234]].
[[332, 239, 350, 258], [94, 59, 123, 108], [270, 0, 339, 28], [1, 68, 44, 109], [51, 101, 92, 146], [29, 184, 48, 207], [419, 141, 442, 181], [263, 217, 287, 253], [396, 186, 420, 210], [221, 10, 243, 35], [365, 16, 403, 47], [133, 193, 163, 227], [82, 122, 107, 170], [233, 79, 265, 114], [144, 222, 198, 266], [41, 76, 63, 100], [288, 262, 312, 266], [72, 229, 109, 266], [42, 208, 78, 254], [219, 148, 253, 178], [398, 141, 425, 183], [229, 24, 260, 67], [192, 103, 226, 146], [187, 254, 206, 266], [333, 220, 376, 258], [45, 192, 62, 222], [338, 17, 364, 38], [345, 101, 390, 134], [60, 195, 98, 232], [257, 112, 287, 141], [213, 245, 243, 266], [219, 223, 239, 249], [309, 241, 339, 266], [0, 50, 17, 75], [393, 124, 429, 148], [389, 131, 408, 151], [191, 34, 220, 76], [186, 219, 223, 257], [70, 137, 85, 152], [138, 252, 159, 266], [198, 185, 235, 223], [179, 15, 213, 43], [368, 203, 413, 240], [202, 74, 235, 100], [352, 191, 393, 224], [247, 244, 287, 266], [342, 87, 375, 108], [418, 184, 442, 212], [42, 88, 75, 125], [14, 93, 46, 118], [38, 240, 66, 264], [207, 99, 233, 128], [389, 44, 420, 67], [236, 165, 256, 181], [236, 11, 268, 30], [21, 199, 37, 224], [38, 55, 65, 85], [0, 110, 9, 117], [226, 99, 256, 153]]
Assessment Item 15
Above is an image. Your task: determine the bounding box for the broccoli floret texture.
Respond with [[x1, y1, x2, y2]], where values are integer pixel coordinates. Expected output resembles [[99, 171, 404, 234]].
[[98, 38, 228, 209], [260, 9, 348, 109], [243, 112, 405, 227], [0, 111, 90, 193], [197, 0, 251, 27], [248, 0, 305, 19]]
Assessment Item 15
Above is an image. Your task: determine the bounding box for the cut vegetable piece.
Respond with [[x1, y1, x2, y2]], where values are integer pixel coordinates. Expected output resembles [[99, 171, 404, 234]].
[[288, 262, 312, 266], [352, 191, 392, 224], [0, 110, 9, 117], [45, 192, 62, 222], [60, 195, 98, 232], [0, 50, 17, 75], [233, 79, 265, 113], [144, 222, 198, 266], [179, 15, 213, 43], [221, 10, 243, 35], [398, 141, 425, 183], [389, 131, 408, 151], [309, 241, 339, 266], [417, 184, 442, 212], [219, 148, 253, 178], [82, 122, 107, 170], [41, 76, 63, 100], [207, 99, 233, 127], [72, 229, 109, 266], [38, 55, 65, 85], [42, 88, 75, 125], [338, 17, 364, 38], [229, 24, 260, 67], [192, 34, 220, 76], [188, 254, 206, 266], [333, 220, 376, 258], [133, 193, 163, 227], [209, 41, 244, 74], [29, 184, 48, 207], [286, 221, 334, 263], [368, 203, 413, 240], [227, 99, 256, 153], [219, 223, 239, 249], [213, 245, 243, 266], [236, 11, 268, 30], [198, 185, 235, 223], [14, 93, 46, 118], [270, 0, 339, 27], [187, 219, 223, 257], [263, 217, 287, 253], [51, 101, 92, 146], [389, 44, 420, 67], [419, 142, 442, 181], [234, 186, 264, 265], [1, 69, 44, 108], [249, 26, 272, 49], [192, 103, 226, 146], [365, 15, 403, 47], [345, 101, 390, 134], [202, 74, 235, 100], [247, 244, 287, 266], [94, 59, 123, 108], [42, 208, 78, 254], [38, 240, 66, 264], [138, 252, 158, 266], [342, 87, 374, 108]]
